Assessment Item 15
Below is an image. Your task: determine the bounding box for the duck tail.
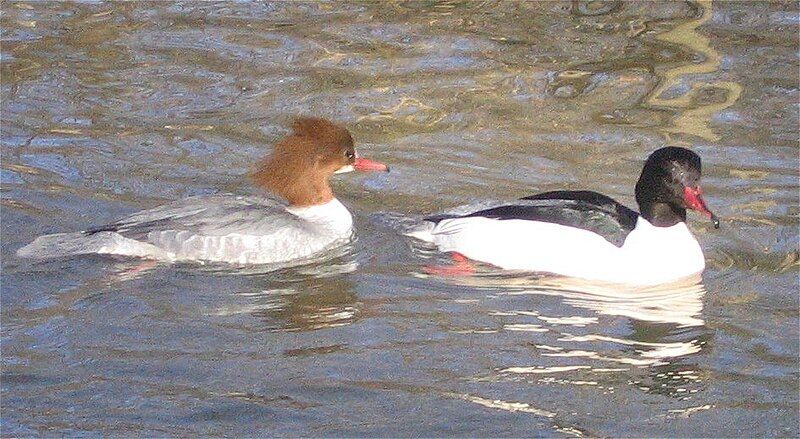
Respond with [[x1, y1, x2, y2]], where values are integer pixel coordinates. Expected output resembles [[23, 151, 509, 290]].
[[17, 231, 115, 259]]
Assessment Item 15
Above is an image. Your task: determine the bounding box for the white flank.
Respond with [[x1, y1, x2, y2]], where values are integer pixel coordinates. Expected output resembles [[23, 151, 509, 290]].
[[412, 215, 705, 285]]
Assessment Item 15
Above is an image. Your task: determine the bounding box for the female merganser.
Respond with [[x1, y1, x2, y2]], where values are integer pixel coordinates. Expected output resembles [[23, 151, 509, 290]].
[[17, 117, 389, 265], [409, 147, 719, 285]]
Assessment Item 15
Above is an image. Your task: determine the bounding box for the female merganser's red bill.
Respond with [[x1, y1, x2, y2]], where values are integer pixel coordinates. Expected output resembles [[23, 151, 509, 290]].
[[408, 146, 717, 286], [354, 157, 390, 172], [17, 117, 389, 265]]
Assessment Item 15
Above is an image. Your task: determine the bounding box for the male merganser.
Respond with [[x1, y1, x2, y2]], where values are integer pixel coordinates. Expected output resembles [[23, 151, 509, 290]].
[[17, 117, 389, 265], [409, 147, 719, 285]]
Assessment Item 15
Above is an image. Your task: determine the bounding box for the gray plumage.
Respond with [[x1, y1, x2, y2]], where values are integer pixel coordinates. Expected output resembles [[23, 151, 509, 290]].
[[17, 195, 354, 265]]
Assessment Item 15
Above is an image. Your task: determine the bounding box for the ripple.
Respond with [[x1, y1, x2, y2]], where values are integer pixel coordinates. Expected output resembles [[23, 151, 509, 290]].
[[2, 0, 797, 436]]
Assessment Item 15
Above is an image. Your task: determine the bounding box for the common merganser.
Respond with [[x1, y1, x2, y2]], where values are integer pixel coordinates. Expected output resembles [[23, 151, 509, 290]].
[[409, 147, 719, 285], [17, 117, 389, 265]]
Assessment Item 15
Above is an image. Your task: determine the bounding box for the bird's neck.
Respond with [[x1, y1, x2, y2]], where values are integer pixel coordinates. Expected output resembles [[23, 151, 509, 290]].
[[639, 202, 686, 227], [281, 177, 334, 207]]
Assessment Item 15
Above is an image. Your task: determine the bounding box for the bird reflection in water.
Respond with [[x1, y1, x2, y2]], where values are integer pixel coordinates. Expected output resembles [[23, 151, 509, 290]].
[[207, 247, 362, 333], [248, 276, 360, 332], [427, 269, 711, 399]]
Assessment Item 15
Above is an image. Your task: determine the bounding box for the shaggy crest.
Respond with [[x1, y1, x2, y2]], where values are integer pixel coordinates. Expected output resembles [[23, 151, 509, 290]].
[[251, 117, 355, 206]]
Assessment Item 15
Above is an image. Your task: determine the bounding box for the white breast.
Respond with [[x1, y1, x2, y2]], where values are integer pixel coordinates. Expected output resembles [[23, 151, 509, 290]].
[[285, 198, 354, 235], [617, 217, 705, 285], [419, 216, 705, 285]]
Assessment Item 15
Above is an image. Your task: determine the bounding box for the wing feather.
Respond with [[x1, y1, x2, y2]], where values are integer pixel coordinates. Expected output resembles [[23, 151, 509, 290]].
[[427, 191, 639, 247], [85, 194, 306, 241]]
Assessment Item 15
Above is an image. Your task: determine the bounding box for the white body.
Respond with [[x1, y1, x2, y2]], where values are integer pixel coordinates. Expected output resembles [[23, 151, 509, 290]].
[[410, 216, 705, 286], [17, 196, 354, 265]]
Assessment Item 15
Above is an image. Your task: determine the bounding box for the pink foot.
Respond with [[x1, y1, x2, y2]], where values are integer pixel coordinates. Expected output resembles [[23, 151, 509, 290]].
[[423, 252, 476, 276]]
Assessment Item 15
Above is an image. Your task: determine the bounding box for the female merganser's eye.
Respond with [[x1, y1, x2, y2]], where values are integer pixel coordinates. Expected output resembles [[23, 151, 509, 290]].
[[345, 150, 355, 160]]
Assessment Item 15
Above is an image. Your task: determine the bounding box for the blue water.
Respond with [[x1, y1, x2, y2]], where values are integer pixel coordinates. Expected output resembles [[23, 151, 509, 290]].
[[2, 1, 798, 436]]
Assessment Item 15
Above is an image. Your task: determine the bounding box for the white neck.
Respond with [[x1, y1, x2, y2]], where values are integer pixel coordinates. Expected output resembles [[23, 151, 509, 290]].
[[285, 198, 353, 234]]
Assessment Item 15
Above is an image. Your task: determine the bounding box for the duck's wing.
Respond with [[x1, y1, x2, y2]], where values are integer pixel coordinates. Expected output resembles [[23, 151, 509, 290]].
[[427, 191, 639, 248], [521, 190, 639, 230], [85, 194, 308, 241]]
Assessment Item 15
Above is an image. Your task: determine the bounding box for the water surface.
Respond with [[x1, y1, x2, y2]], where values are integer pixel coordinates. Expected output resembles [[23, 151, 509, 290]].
[[2, 1, 798, 436]]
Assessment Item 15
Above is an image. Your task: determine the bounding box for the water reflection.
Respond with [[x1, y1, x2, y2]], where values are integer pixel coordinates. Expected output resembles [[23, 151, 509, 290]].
[[203, 252, 362, 332], [426, 270, 706, 327], [644, 0, 742, 142], [2, 0, 797, 435], [507, 275, 706, 327], [427, 270, 710, 400], [547, 0, 743, 142], [226, 276, 360, 332]]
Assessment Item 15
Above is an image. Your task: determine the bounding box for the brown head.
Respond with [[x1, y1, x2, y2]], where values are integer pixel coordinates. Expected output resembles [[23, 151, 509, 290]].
[[251, 117, 388, 206]]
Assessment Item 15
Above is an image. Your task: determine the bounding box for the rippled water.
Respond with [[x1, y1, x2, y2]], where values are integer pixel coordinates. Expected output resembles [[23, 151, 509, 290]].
[[2, 1, 798, 436]]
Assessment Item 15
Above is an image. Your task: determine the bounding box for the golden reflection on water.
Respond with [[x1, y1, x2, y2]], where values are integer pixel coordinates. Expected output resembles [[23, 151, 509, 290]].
[[645, 0, 742, 142]]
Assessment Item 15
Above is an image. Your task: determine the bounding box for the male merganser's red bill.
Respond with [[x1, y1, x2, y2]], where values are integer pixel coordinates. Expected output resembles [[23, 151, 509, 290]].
[[683, 186, 719, 228], [408, 146, 718, 286], [17, 117, 389, 265]]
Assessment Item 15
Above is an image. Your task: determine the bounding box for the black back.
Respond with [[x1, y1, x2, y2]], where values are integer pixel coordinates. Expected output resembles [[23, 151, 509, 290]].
[[427, 190, 639, 247], [522, 190, 639, 230]]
